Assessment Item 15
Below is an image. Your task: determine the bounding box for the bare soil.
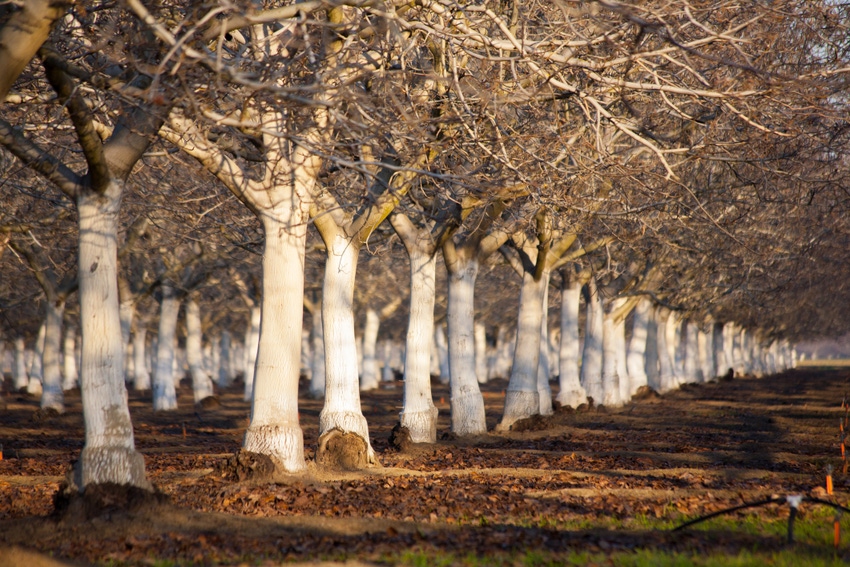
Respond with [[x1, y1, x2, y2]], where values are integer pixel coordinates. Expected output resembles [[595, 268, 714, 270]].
[[1, 368, 849, 565]]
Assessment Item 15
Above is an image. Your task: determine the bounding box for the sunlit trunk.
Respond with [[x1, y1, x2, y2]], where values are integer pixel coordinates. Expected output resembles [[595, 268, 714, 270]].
[[615, 313, 629, 403], [243, 305, 261, 401], [434, 324, 450, 384], [186, 299, 214, 403], [300, 330, 311, 383], [73, 184, 149, 490], [681, 320, 700, 384], [152, 284, 180, 411], [319, 233, 376, 461], [580, 279, 604, 405], [601, 300, 623, 407], [40, 299, 65, 412], [557, 277, 586, 408], [656, 308, 677, 393], [644, 305, 660, 391], [537, 285, 553, 416], [400, 249, 438, 443], [240, 209, 309, 472], [475, 322, 488, 385], [499, 267, 546, 429], [446, 255, 486, 436], [62, 325, 78, 390], [360, 308, 380, 391], [626, 298, 650, 395]]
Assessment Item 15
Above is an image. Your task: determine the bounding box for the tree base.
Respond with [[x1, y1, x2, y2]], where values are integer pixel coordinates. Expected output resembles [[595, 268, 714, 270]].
[[243, 423, 306, 473], [317, 428, 378, 471], [399, 404, 438, 443], [450, 390, 487, 437], [556, 388, 587, 409], [496, 390, 540, 432], [67, 446, 152, 493]]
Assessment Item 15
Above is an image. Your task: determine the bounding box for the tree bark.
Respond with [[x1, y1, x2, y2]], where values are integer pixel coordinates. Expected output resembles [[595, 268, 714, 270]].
[[557, 277, 586, 407], [626, 298, 650, 395], [152, 284, 180, 411], [580, 279, 604, 405], [243, 305, 261, 401], [186, 298, 214, 403]]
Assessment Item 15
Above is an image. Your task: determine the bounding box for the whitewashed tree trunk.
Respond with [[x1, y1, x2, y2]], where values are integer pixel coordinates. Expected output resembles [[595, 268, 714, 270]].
[[40, 299, 65, 411], [27, 323, 45, 395], [243, 305, 261, 401], [309, 304, 326, 398], [300, 330, 312, 383], [669, 314, 684, 385], [557, 278, 586, 408], [399, 249, 438, 443], [73, 185, 149, 490], [319, 233, 376, 462], [499, 266, 546, 429], [731, 325, 745, 376], [548, 327, 559, 379], [435, 324, 450, 384], [626, 298, 650, 395], [13, 337, 27, 391], [186, 299, 214, 403], [537, 277, 553, 415], [429, 328, 441, 378], [152, 285, 180, 411], [475, 322, 488, 385], [62, 326, 78, 390], [682, 320, 700, 384], [645, 304, 661, 391], [218, 330, 233, 388], [132, 326, 150, 391], [446, 256, 487, 436], [381, 341, 397, 382], [601, 301, 623, 407], [656, 308, 677, 393], [242, 211, 309, 473], [701, 320, 716, 381], [580, 279, 604, 405], [360, 308, 380, 391], [119, 297, 135, 384]]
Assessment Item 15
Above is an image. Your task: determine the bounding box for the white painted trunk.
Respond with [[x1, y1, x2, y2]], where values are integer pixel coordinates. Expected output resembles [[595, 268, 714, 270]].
[[579, 280, 604, 405], [669, 314, 684, 385], [381, 341, 397, 382], [309, 305, 326, 398], [62, 326, 78, 390], [242, 211, 308, 473], [400, 250, 438, 443], [713, 323, 729, 378], [74, 186, 148, 490], [243, 305, 261, 401], [701, 321, 716, 381], [446, 256, 487, 436], [601, 304, 622, 407], [300, 330, 311, 382], [615, 315, 630, 403], [500, 268, 546, 429], [435, 324, 450, 384], [656, 308, 677, 393], [537, 280, 553, 416], [152, 286, 180, 411], [119, 298, 135, 383], [731, 325, 745, 376], [319, 233, 375, 461], [644, 305, 660, 391], [132, 327, 150, 390], [218, 330, 233, 387], [360, 308, 380, 391], [557, 279, 586, 408], [475, 322, 488, 385], [626, 298, 650, 395], [548, 327, 559, 379], [12, 337, 27, 390], [27, 323, 45, 395], [682, 320, 700, 384], [429, 328, 441, 378], [186, 299, 214, 403], [40, 299, 65, 412]]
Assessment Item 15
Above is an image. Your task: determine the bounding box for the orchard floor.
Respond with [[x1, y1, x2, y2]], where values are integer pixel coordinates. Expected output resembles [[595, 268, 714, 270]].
[[2, 368, 850, 566]]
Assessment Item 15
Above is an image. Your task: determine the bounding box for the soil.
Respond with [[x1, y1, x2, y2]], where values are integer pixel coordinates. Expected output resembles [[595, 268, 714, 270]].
[[1, 368, 849, 566]]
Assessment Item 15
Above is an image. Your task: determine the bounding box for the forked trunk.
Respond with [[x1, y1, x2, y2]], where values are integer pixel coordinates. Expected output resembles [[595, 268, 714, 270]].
[[446, 256, 486, 436], [557, 278, 586, 408], [399, 250, 438, 443]]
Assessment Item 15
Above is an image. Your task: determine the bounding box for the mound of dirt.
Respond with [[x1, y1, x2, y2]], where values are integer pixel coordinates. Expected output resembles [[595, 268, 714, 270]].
[[214, 449, 276, 482], [317, 429, 371, 471], [388, 423, 412, 452]]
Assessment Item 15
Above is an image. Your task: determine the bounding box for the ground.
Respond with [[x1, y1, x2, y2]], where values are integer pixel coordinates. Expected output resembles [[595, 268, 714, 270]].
[[1, 368, 850, 566]]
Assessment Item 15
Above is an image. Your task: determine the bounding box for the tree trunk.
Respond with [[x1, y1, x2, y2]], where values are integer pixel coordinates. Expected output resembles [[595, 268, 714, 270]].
[[72, 185, 149, 491], [218, 330, 233, 388], [615, 311, 629, 403], [152, 284, 180, 411], [557, 278, 586, 408], [242, 212, 308, 473], [656, 308, 677, 393], [400, 249, 438, 443], [186, 299, 214, 403], [319, 232, 377, 464], [62, 325, 78, 390], [27, 323, 45, 395], [499, 267, 546, 429], [360, 308, 380, 391], [243, 305, 261, 401], [434, 324, 450, 384], [580, 279, 604, 405], [309, 304, 326, 399], [537, 280, 553, 416], [683, 320, 700, 384], [645, 304, 661, 391], [601, 301, 622, 407], [12, 337, 27, 391], [40, 298, 65, 412], [626, 298, 650, 395], [132, 326, 150, 391], [446, 255, 487, 436]]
